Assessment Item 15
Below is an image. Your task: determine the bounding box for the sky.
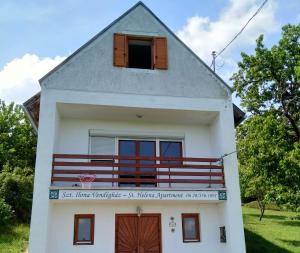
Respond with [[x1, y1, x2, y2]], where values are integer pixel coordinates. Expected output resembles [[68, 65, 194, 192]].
[[0, 0, 299, 105]]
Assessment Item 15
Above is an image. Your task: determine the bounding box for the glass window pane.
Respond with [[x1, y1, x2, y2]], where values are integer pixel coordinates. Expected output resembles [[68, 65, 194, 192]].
[[160, 141, 182, 164], [140, 141, 156, 172], [139, 141, 155, 156], [119, 140, 136, 172], [184, 217, 197, 239], [119, 140, 136, 156], [160, 142, 181, 157], [119, 140, 137, 187], [78, 218, 91, 241]]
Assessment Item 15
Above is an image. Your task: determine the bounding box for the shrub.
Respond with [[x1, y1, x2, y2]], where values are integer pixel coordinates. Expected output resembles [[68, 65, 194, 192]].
[[0, 198, 14, 228], [0, 166, 33, 222]]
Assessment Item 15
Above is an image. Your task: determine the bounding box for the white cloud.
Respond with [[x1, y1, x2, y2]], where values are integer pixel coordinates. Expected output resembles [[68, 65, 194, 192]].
[[177, 0, 278, 65], [0, 54, 66, 104]]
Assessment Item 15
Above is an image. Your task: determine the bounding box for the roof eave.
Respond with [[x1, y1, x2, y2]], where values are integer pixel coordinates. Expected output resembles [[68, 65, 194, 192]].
[[22, 92, 40, 133], [22, 104, 38, 133]]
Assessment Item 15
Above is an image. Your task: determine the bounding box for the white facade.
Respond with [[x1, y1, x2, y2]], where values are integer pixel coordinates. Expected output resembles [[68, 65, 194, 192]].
[[26, 2, 246, 253]]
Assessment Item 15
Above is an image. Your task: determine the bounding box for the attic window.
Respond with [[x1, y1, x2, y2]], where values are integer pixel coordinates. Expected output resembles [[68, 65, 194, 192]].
[[114, 33, 168, 70], [128, 39, 152, 69]]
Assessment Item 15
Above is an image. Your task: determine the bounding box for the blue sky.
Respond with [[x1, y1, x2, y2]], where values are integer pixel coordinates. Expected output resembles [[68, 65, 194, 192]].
[[0, 0, 299, 104]]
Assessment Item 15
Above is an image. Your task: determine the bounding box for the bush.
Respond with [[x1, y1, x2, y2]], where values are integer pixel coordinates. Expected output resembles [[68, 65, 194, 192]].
[[0, 166, 33, 222], [0, 198, 14, 228]]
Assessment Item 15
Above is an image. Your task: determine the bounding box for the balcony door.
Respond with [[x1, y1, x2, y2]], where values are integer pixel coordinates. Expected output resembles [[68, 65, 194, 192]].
[[118, 140, 156, 187]]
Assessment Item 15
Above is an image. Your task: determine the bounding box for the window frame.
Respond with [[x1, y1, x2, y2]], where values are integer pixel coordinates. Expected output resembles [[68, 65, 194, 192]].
[[113, 33, 168, 70], [73, 214, 95, 245], [127, 36, 154, 69], [181, 213, 200, 243], [159, 140, 183, 165]]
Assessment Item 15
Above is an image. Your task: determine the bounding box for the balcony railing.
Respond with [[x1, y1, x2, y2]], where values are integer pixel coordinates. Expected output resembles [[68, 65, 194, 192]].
[[51, 154, 225, 188]]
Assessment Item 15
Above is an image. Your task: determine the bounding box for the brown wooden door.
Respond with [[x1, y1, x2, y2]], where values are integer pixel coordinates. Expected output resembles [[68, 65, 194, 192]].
[[115, 214, 161, 253]]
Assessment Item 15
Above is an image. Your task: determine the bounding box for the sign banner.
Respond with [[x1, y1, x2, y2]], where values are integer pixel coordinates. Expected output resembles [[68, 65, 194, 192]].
[[49, 189, 227, 201]]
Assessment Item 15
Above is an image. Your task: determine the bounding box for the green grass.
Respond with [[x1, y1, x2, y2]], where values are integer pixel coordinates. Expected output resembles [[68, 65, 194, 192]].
[[0, 208, 299, 253], [243, 206, 300, 253], [0, 223, 29, 253]]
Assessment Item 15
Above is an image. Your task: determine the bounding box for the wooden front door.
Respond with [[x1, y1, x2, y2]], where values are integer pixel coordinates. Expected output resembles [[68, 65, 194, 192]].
[[115, 214, 161, 253]]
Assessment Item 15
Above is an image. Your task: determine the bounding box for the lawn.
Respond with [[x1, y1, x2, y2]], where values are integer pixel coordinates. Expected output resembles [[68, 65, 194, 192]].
[[243, 206, 300, 253], [0, 223, 29, 253], [0, 208, 299, 253]]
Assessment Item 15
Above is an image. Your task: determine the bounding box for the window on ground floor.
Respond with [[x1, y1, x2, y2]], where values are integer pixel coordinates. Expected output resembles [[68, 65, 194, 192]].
[[73, 214, 95, 245], [181, 213, 200, 242]]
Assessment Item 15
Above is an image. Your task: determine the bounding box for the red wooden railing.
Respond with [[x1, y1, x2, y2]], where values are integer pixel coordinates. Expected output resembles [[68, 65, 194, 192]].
[[51, 154, 225, 188]]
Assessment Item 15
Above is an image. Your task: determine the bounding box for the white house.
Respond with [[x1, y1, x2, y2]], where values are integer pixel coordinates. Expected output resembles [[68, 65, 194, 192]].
[[23, 2, 246, 253]]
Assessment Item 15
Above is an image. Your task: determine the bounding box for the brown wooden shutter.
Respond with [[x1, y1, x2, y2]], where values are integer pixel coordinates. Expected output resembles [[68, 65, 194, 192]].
[[113, 33, 127, 67], [154, 37, 168, 69]]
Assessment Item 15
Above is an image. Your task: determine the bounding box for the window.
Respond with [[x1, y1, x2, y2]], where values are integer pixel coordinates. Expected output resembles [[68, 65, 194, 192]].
[[90, 136, 115, 162], [128, 39, 152, 69], [114, 33, 168, 69], [160, 141, 182, 164], [74, 214, 95, 245], [182, 213, 200, 242], [90, 136, 115, 155]]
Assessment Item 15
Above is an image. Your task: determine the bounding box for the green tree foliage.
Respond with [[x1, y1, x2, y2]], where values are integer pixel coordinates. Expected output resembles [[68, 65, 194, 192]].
[[0, 166, 34, 222], [0, 100, 37, 170], [233, 24, 300, 219], [237, 114, 300, 218], [232, 24, 300, 141], [0, 100, 36, 222], [0, 197, 15, 228]]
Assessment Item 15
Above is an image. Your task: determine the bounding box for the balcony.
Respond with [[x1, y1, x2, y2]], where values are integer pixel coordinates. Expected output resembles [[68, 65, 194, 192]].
[[51, 154, 225, 189]]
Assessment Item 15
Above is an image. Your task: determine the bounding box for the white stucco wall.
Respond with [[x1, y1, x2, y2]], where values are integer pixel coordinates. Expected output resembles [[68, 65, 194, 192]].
[[29, 88, 245, 253], [41, 5, 230, 100], [48, 201, 226, 253], [56, 118, 213, 157]]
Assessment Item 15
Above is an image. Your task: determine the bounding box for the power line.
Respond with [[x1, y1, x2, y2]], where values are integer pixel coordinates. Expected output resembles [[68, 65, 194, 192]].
[[211, 0, 268, 69]]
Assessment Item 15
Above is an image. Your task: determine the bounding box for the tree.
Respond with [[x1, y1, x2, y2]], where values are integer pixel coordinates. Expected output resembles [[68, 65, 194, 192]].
[[232, 24, 300, 142], [0, 100, 37, 170], [233, 24, 300, 219], [0, 166, 33, 222], [236, 113, 300, 219]]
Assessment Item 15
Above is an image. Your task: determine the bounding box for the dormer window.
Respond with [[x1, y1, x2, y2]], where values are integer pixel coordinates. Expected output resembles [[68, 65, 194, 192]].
[[114, 33, 168, 70]]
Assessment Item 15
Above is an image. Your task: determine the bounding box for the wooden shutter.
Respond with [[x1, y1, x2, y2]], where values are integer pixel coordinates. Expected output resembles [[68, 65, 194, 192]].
[[113, 33, 127, 67], [154, 37, 168, 69]]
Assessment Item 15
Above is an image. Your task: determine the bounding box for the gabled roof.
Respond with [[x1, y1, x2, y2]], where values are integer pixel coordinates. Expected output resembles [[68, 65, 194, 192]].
[[24, 1, 245, 132], [39, 1, 233, 93]]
